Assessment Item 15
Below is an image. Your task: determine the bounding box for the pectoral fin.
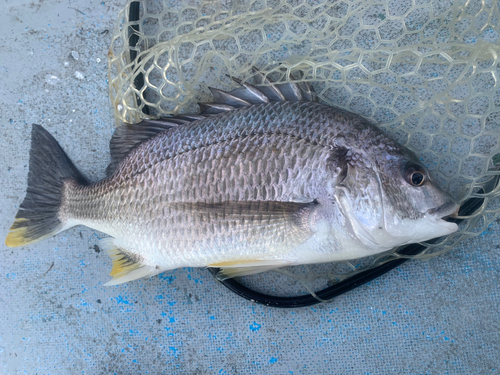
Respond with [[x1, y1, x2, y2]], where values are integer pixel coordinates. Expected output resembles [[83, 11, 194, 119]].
[[170, 200, 317, 230], [173, 200, 317, 278]]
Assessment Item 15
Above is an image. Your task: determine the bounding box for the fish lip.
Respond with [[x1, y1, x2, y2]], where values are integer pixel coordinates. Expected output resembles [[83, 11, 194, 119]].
[[427, 201, 459, 219]]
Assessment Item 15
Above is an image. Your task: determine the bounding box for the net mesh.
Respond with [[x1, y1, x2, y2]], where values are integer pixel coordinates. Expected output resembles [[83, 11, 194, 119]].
[[108, 0, 500, 294]]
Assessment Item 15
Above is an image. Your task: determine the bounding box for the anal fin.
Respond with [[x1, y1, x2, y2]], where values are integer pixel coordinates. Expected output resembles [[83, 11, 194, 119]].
[[100, 238, 160, 286], [208, 259, 290, 281]]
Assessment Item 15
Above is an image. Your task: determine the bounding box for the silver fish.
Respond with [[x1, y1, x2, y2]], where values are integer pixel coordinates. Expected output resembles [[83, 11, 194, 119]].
[[5, 76, 458, 285]]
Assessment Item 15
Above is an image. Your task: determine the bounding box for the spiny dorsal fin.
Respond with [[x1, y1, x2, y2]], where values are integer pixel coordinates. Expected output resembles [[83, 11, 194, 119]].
[[199, 68, 318, 115], [250, 69, 287, 101], [229, 77, 270, 104], [276, 82, 303, 101], [209, 87, 251, 107], [198, 103, 234, 114], [100, 238, 162, 286], [107, 118, 196, 176]]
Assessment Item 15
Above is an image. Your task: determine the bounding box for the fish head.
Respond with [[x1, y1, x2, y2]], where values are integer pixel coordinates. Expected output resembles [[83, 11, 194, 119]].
[[333, 148, 459, 251]]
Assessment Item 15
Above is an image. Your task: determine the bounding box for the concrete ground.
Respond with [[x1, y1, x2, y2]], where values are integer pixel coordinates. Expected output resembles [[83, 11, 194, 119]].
[[0, 0, 499, 373]]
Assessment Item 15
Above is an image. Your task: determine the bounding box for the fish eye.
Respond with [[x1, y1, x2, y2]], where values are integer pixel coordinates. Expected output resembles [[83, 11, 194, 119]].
[[405, 166, 426, 187]]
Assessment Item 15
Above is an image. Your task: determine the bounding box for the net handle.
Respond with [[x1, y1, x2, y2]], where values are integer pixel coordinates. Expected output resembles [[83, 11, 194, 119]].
[[129, 1, 150, 116]]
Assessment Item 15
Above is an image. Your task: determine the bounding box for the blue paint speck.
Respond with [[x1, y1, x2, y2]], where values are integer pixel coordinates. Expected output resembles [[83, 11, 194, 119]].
[[269, 357, 278, 364], [249, 322, 261, 331], [115, 295, 131, 305]]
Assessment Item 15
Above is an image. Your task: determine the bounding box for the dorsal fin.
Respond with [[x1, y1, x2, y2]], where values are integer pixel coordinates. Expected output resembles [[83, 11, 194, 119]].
[[209, 87, 251, 107], [198, 103, 234, 114], [199, 68, 318, 115], [229, 78, 270, 104], [106, 118, 197, 176], [251, 68, 286, 101], [106, 69, 319, 171]]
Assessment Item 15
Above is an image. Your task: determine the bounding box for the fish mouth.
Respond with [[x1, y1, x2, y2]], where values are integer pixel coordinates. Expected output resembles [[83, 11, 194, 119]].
[[427, 201, 459, 219]]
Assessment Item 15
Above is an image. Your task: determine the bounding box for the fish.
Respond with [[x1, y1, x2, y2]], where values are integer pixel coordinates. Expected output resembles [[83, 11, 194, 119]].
[[5, 72, 459, 285]]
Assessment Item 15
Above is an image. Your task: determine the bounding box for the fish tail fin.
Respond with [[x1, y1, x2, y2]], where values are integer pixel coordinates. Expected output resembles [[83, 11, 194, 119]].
[[5, 124, 87, 247]]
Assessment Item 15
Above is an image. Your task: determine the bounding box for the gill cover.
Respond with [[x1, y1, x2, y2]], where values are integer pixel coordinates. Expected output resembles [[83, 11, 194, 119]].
[[333, 153, 459, 251]]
